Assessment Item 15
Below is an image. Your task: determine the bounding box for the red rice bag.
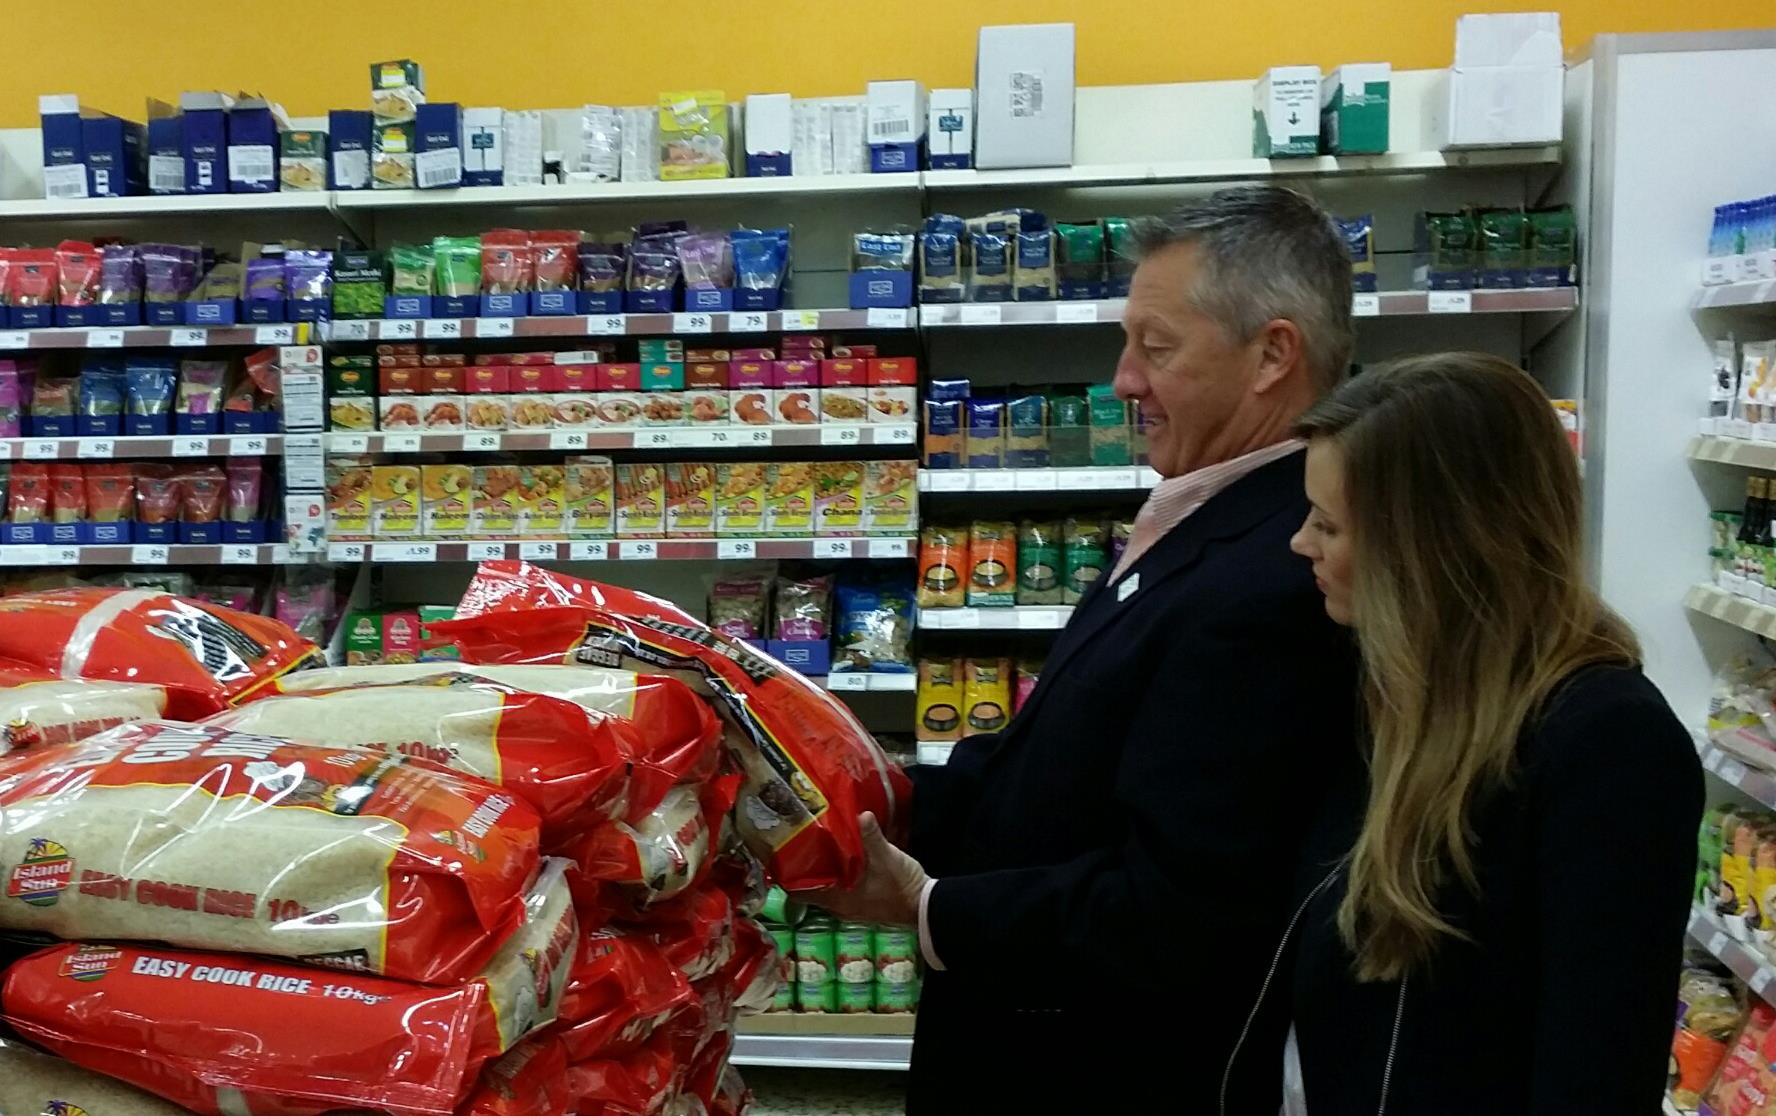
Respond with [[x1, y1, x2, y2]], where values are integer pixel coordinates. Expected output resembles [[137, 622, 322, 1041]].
[[559, 928, 694, 1064], [0, 588, 320, 714], [83, 463, 134, 523], [560, 775, 739, 916], [567, 1030, 680, 1116], [438, 563, 912, 891], [204, 678, 646, 843], [48, 463, 85, 524], [458, 1036, 574, 1116], [135, 464, 183, 525], [0, 661, 168, 752], [481, 230, 535, 296], [0, 721, 540, 983], [637, 885, 737, 983], [7, 462, 50, 524], [5, 248, 56, 306], [180, 464, 225, 524], [531, 230, 581, 292], [54, 240, 100, 306]]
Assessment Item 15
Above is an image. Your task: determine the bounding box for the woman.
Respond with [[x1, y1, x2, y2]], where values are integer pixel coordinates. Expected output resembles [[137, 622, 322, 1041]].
[[1255, 354, 1702, 1114]]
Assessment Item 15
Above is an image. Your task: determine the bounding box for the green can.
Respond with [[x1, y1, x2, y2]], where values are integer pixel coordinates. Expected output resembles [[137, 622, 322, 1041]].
[[761, 886, 804, 927], [875, 978, 920, 1014], [838, 981, 875, 1013], [794, 918, 837, 1013], [768, 924, 795, 1011], [873, 927, 918, 985], [835, 922, 875, 985]]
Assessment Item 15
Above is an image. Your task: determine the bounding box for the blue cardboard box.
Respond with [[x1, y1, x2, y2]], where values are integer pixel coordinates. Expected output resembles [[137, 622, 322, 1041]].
[[384, 295, 432, 319], [435, 295, 476, 318], [226, 98, 282, 193], [480, 293, 527, 317], [46, 521, 83, 546], [624, 290, 675, 313], [88, 521, 130, 545], [869, 141, 921, 174], [287, 298, 330, 323], [684, 288, 733, 312], [184, 300, 237, 326], [767, 640, 832, 676], [577, 291, 623, 315], [1, 523, 47, 546], [11, 306, 53, 330], [56, 306, 99, 327], [328, 110, 373, 190], [97, 304, 142, 326], [125, 414, 171, 436], [134, 521, 176, 545], [222, 520, 268, 544], [242, 299, 285, 324], [77, 414, 122, 437], [848, 271, 913, 309], [528, 290, 576, 316], [83, 114, 146, 197], [28, 414, 75, 437], [176, 413, 221, 435], [178, 92, 231, 194], [147, 104, 184, 194], [746, 153, 791, 177], [732, 288, 783, 311], [179, 521, 223, 545], [414, 102, 463, 190], [146, 303, 183, 326], [37, 94, 87, 198]]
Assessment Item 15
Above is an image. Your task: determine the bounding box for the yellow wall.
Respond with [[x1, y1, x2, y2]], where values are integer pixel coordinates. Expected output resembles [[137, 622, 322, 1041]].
[[2, 1, 1767, 128]]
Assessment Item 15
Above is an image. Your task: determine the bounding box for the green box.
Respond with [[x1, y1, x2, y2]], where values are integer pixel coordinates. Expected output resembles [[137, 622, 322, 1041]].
[[370, 59, 426, 92], [1086, 384, 1131, 467], [344, 611, 383, 666], [1253, 66, 1321, 158], [331, 253, 386, 320], [1320, 64, 1390, 155], [418, 605, 459, 662], [326, 355, 375, 396]]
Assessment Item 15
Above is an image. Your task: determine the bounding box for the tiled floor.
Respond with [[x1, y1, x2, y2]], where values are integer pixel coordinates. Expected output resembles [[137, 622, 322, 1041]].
[[745, 1067, 907, 1115]]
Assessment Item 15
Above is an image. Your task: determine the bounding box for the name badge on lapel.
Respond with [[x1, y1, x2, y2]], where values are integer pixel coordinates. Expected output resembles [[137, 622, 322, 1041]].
[[1117, 573, 1140, 602]]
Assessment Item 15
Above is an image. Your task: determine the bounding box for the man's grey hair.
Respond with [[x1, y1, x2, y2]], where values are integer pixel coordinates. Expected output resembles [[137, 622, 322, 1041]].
[[1136, 185, 1356, 391]]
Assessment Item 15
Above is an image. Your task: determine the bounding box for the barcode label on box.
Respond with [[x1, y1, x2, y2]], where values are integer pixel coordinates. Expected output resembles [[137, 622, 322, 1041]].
[[871, 119, 912, 139], [228, 145, 276, 185], [42, 164, 89, 199], [416, 148, 462, 189]]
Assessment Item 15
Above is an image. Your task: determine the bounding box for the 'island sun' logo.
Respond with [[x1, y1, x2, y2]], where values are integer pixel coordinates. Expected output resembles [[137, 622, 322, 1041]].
[[7, 838, 73, 907], [43, 1100, 90, 1116]]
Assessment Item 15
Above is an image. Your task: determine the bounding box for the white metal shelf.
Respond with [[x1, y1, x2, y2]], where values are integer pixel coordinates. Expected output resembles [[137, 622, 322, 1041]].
[[326, 424, 916, 454], [326, 537, 913, 564], [732, 1012, 914, 1071], [0, 192, 335, 220], [919, 288, 1577, 327], [0, 323, 305, 351], [2, 434, 280, 460], [917, 605, 1074, 631], [1685, 582, 1776, 639], [1689, 434, 1776, 469], [1697, 734, 1776, 810], [820, 673, 917, 693], [1688, 905, 1776, 1004], [920, 466, 1161, 493], [324, 307, 909, 343], [1693, 280, 1776, 310], [916, 741, 956, 766], [0, 543, 296, 566], [920, 147, 1563, 191], [334, 174, 920, 210]]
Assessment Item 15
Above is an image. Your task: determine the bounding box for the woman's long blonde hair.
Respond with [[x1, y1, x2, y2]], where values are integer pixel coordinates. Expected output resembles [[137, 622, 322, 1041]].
[[1295, 353, 1639, 982]]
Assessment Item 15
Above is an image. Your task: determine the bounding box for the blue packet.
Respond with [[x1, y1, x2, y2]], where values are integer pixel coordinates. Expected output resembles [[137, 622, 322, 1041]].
[[731, 228, 789, 291], [833, 580, 916, 674], [126, 360, 177, 417], [79, 367, 126, 419], [918, 214, 965, 304]]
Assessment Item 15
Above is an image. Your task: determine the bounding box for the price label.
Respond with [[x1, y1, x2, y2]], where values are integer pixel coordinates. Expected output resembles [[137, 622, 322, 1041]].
[[634, 430, 675, 449], [466, 542, 508, 562], [622, 541, 659, 560], [131, 545, 170, 565], [813, 539, 852, 559], [463, 432, 503, 452], [86, 329, 126, 349], [1020, 610, 1064, 630], [730, 312, 768, 332], [781, 310, 820, 331], [959, 304, 1003, 326], [738, 427, 774, 446], [423, 318, 463, 340], [0, 331, 29, 350], [329, 320, 371, 342], [866, 308, 910, 329], [327, 543, 367, 562], [1351, 293, 1381, 317], [228, 436, 268, 456], [171, 328, 208, 346], [22, 440, 60, 461], [568, 541, 609, 561], [1721, 759, 1750, 785], [1054, 302, 1100, 324], [1755, 969, 1774, 995], [827, 672, 870, 692], [1015, 471, 1058, 491], [1427, 290, 1473, 314], [973, 471, 1016, 492], [550, 431, 589, 450], [1705, 749, 1725, 773], [1102, 470, 1139, 489], [879, 425, 916, 444], [948, 609, 981, 630], [477, 317, 516, 339], [1710, 932, 1730, 956], [382, 319, 419, 340], [699, 428, 735, 447], [0, 545, 46, 566], [255, 324, 296, 344], [868, 538, 910, 558], [1055, 469, 1099, 490], [379, 432, 419, 453], [927, 471, 969, 493], [47, 546, 82, 565], [820, 425, 863, 446], [673, 313, 713, 334], [222, 544, 260, 565], [330, 433, 370, 454], [173, 437, 210, 457], [520, 542, 559, 561], [83, 438, 116, 459], [372, 542, 438, 562], [587, 314, 627, 336], [718, 540, 758, 560], [270, 544, 293, 563]]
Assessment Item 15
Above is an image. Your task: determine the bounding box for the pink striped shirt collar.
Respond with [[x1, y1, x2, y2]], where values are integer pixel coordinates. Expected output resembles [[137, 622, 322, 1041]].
[[1110, 440, 1304, 582]]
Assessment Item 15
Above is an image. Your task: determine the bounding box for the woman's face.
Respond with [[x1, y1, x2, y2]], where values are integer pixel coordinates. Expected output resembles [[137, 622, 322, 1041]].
[[1291, 439, 1356, 626]]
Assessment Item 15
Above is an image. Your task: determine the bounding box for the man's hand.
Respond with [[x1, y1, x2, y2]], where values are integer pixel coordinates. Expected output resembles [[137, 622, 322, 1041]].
[[807, 812, 929, 927]]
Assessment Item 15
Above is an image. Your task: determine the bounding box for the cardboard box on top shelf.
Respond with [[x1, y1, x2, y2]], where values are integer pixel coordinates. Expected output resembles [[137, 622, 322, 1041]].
[[505, 110, 544, 186], [927, 89, 974, 170], [147, 100, 183, 194], [227, 97, 285, 193], [1320, 64, 1390, 155], [1453, 12, 1563, 67], [38, 95, 87, 199], [463, 108, 504, 186], [1253, 67, 1320, 158], [179, 91, 232, 194], [791, 100, 834, 176], [82, 110, 146, 198], [866, 81, 926, 173], [414, 102, 464, 190], [328, 110, 372, 190], [974, 23, 1075, 170], [830, 98, 868, 175], [280, 130, 327, 192], [1431, 66, 1563, 149], [745, 93, 793, 176]]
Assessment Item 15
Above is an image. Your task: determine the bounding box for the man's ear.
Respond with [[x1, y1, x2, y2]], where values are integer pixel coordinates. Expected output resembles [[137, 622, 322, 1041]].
[[1252, 318, 1305, 395]]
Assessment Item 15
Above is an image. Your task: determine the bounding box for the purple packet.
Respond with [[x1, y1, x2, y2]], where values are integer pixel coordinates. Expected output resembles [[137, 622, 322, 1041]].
[[96, 245, 143, 305], [177, 360, 227, 417], [0, 367, 21, 438], [577, 241, 628, 293], [677, 232, 733, 290], [141, 244, 198, 303], [284, 249, 334, 303], [627, 235, 683, 292], [245, 258, 285, 302]]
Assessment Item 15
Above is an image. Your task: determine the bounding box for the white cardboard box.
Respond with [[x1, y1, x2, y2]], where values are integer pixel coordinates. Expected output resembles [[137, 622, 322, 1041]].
[[974, 23, 1075, 169], [1253, 66, 1321, 157], [791, 99, 833, 176], [1432, 66, 1564, 149], [462, 107, 503, 185], [928, 88, 974, 168], [502, 110, 543, 185], [745, 93, 793, 156], [1454, 12, 1563, 68], [866, 80, 927, 146], [829, 99, 867, 174]]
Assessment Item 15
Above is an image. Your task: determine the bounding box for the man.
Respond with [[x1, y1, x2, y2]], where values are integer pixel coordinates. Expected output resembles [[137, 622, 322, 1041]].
[[815, 185, 1360, 1112]]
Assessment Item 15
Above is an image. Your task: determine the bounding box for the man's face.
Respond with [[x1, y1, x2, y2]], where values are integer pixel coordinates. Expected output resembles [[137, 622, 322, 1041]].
[[1113, 244, 1262, 479]]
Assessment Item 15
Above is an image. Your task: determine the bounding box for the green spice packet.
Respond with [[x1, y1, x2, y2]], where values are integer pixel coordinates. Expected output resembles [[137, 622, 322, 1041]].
[[389, 245, 435, 297], [433, 236, 483, 297], [1527, 206, 1576, 287]]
